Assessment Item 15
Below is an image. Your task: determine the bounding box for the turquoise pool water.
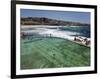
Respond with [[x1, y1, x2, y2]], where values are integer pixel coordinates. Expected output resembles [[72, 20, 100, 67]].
[[21, 37, 90, 69]]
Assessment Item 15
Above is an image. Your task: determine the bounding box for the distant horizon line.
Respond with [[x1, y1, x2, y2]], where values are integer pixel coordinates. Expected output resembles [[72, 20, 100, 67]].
[[21, 16, 90, 24]]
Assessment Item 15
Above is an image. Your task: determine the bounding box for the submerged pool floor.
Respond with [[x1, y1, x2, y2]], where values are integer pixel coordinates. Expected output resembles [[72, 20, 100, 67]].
[[21, 37, 90, 69]]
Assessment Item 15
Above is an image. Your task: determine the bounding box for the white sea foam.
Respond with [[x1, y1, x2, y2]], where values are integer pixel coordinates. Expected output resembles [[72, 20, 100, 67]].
[[21, 25, 90, 40]]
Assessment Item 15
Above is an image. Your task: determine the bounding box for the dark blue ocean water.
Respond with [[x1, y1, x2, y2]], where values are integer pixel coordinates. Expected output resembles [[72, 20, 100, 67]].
[[49, 26, 90, 38], [59, 26, 90, 38], [21, 25, 90, 38]]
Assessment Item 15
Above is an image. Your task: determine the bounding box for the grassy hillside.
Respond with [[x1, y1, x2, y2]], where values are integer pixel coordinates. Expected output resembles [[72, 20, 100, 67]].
[[20, 37, 90, 69]]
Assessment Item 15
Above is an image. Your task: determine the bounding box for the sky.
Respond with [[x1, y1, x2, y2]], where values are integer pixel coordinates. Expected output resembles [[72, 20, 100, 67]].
[[21, 9, 90, 24]]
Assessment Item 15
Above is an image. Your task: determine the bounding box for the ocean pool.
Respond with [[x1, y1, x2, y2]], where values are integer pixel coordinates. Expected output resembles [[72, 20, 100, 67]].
[[21, 37, 90, 69]]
